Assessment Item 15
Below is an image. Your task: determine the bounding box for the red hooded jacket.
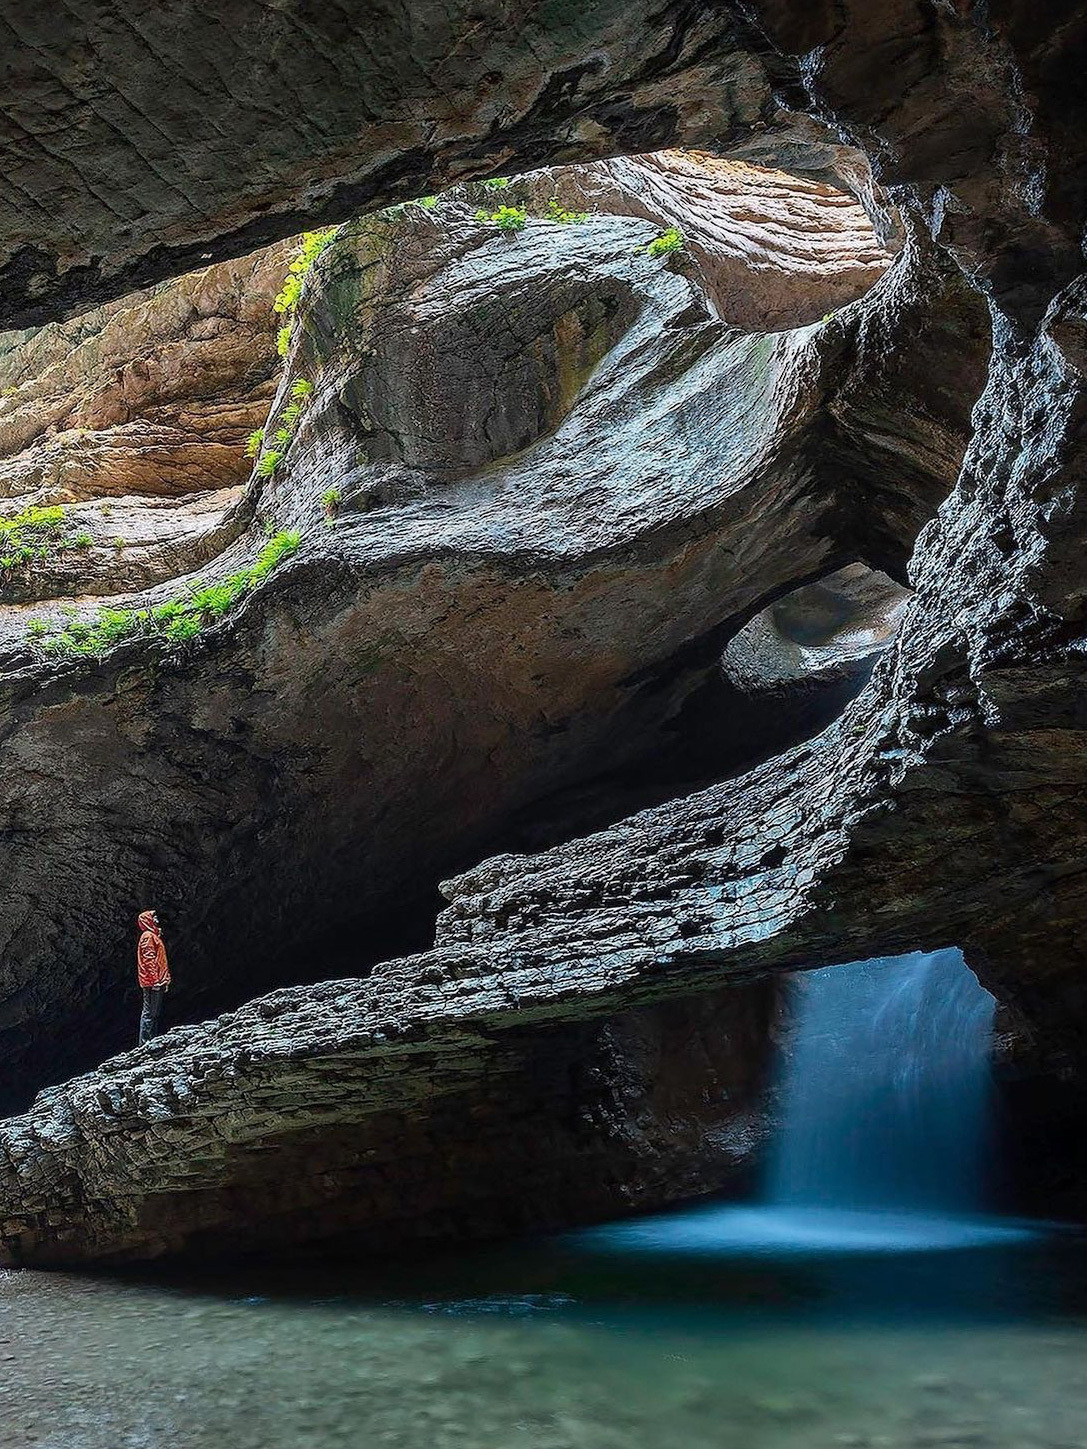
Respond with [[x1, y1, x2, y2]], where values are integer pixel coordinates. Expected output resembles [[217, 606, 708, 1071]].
[[136, 911, 171, 990]]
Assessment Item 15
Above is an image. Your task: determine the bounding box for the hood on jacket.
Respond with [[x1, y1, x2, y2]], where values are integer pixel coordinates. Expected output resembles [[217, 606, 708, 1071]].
[[137, 910, 160, 935]]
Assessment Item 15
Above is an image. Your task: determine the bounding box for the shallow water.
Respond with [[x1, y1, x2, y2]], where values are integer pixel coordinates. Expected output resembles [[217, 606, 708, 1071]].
[[4, 1204, 1087, 1449]]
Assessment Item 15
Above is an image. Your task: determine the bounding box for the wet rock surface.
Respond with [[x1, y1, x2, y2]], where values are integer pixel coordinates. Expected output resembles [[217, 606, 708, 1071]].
[[0, 1, 1085, 1263], [0, 160, 980, 1119]]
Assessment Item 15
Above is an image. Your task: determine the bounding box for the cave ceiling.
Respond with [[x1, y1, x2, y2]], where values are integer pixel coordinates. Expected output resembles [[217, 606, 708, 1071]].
[[0, 0, 1085, 1264]]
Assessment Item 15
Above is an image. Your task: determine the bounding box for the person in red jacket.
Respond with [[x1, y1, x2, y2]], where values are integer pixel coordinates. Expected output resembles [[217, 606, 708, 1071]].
[[137, 909, 171, 1045]]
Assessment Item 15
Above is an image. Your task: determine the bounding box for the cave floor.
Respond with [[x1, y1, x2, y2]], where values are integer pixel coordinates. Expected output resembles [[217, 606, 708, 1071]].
[[3, 1204, 1087, 1449]]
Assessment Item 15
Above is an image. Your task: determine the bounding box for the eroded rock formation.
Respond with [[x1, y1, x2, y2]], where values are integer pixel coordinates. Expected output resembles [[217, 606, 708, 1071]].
[[0, 1, 1085, 1265], [0, 154, 984, 1119], [0, 244, 290, 607]]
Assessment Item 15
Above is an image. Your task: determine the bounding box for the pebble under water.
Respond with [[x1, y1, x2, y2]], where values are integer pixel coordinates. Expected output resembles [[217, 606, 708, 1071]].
[[4, 1221, 1087, 1448]]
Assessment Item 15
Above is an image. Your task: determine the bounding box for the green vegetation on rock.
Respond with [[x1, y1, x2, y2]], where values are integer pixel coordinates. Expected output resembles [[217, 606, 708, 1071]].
[[271, 228, 338, 365], [546, 197, 588, 225], [248, 375, 316, 477], [273, 229, 339, 318], [0, 505, 94, 577], [644, 226, 685, 258], [28, 531, 301, 658], [475, 204, 528, 234]]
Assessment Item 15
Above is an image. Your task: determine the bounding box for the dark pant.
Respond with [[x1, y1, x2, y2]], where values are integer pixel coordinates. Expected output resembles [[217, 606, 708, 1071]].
[[139, 987, 166, 1045]]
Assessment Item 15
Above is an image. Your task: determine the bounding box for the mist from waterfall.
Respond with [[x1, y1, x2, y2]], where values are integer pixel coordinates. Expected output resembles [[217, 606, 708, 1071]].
[[770, 948, 996, 1214]]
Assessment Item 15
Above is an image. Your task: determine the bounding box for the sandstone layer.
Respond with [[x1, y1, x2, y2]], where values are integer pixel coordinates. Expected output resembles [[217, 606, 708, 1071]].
[[1, 244, 290, 606]]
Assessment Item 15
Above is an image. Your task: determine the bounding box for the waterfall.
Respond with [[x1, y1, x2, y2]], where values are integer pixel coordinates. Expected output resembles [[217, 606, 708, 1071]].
[[575, 946, 1033, 1257], [769, 948, 996, 1214]]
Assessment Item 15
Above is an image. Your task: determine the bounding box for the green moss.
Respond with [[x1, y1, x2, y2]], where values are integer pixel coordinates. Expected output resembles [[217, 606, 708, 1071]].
[[29, 532, 301, 658], [644, 226, 685, 258], [475, 204, 527, 234]]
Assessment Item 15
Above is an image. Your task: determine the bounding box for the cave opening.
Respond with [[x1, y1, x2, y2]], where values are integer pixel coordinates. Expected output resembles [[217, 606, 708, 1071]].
[[495, 561, 911, 856]]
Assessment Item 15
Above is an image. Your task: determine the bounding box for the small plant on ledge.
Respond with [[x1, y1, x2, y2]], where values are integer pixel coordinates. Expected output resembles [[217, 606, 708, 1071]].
[[643, 225, 685, 258], [475, 204, 528, 235], [321, 487, 342, 522], [546, 197, 588, 225]]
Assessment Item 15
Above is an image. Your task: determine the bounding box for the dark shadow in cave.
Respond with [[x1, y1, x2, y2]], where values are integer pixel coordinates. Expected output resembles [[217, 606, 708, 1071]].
[[287, 563, 912, 985], [490, 562, 910, 856]]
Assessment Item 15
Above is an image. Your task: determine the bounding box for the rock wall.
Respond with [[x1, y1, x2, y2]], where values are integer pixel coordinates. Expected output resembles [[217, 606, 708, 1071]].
[[0, 976, 776, 1266], [0, 2, 1085, 1264], [0, 157, 985, 1114], [1, 244, 290, 604]]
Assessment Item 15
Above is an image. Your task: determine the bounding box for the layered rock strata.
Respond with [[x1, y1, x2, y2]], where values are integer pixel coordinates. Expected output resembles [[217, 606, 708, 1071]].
[[1, 244, 290, 605], [0, 977, 776, 1265], [0, 158, 983, 1114], [3, 0, 1085, 1263]]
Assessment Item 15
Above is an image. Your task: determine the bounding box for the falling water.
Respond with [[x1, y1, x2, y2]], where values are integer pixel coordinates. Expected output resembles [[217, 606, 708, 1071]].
[[576, 946, 1033, 1256], [770, 948, 996, 1213]]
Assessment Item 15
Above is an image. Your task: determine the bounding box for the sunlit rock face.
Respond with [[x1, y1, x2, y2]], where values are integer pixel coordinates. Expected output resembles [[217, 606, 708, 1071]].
[[0, 245, 290, 608], [569, 152, 896, 331]]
